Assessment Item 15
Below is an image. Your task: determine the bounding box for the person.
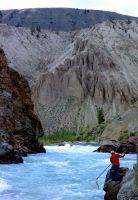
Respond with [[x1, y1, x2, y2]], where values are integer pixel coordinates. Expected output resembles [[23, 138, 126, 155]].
[[110, 150, 124, 181]]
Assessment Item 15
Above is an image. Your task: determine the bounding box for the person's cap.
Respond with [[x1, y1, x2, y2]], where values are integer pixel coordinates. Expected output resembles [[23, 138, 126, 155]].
[[110, 150, 115, 154]]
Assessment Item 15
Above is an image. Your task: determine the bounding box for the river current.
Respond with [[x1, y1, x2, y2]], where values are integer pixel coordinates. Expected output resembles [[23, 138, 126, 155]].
[[0, 144, 136, 200]]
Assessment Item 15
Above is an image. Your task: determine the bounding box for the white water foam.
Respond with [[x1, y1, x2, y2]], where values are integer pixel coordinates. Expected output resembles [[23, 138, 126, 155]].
[[0, 145, 135, 200], [63, 189, 85, 197], [0, 178, 11, 192], [46, 160, 69, 168], [45, 144, 98, 154]]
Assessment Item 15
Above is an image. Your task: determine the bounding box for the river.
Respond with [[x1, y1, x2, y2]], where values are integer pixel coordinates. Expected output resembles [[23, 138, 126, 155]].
[[0, 144, 136, 200]]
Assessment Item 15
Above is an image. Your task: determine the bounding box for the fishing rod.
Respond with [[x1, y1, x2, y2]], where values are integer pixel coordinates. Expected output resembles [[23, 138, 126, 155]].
[[96, 164, 111, 190], [96, 164, 111, 180]]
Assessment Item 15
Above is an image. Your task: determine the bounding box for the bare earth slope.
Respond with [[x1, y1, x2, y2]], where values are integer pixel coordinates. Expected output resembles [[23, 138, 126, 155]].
[[0, 20, 138, 132]]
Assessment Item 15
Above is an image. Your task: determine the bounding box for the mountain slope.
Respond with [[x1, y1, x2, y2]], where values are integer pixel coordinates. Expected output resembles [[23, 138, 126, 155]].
[[0, 8, 138, 31], [0, 20, 138, 132]]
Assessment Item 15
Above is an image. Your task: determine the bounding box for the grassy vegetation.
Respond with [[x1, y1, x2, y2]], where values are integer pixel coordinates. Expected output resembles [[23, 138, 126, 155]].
[[39, 123, 106, 144], [38, 103, 107, 144], [39, 129, 77, 144], [118, 130, 138, 141]]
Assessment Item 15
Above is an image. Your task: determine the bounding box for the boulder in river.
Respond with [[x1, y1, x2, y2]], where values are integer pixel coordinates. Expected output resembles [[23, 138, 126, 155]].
[[0, 142, 23, 164]]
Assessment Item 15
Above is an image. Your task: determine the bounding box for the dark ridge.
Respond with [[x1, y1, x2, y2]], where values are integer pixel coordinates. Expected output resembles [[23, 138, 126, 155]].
[[0, 8, 138, 31]]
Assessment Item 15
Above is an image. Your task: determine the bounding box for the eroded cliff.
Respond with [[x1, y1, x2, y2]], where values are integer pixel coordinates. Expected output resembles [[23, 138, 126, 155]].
[[0, 20, 138, 132]]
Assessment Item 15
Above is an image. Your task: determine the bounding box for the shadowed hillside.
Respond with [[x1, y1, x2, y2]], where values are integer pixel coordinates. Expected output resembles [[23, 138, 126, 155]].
[[0, 8, 138, 31]]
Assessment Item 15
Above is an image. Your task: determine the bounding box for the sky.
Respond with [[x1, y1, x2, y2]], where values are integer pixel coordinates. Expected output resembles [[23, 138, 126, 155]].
[[0, 0, 138, 17]]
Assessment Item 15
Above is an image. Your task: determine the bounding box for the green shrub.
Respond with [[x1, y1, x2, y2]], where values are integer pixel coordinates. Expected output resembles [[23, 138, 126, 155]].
[[96, 107, 105, 124], [119, 130, 129, 141]]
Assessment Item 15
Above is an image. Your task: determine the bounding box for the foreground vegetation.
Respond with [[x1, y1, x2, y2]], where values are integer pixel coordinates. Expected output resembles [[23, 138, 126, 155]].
[[39, 123, 106, 144]]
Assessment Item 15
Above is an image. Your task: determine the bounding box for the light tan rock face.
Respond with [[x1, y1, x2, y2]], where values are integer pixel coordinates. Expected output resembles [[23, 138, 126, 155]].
[[0, 48, 45, 154], [0, 20, 138, 132]]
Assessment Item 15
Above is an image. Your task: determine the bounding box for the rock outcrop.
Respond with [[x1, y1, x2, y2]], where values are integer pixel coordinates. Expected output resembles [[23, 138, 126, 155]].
[[104, 181, 120, 200], [0, 48, 45, 163], [0, 8, 137, 31], [117, 169, 138, 200], [95, 136, 138, 153], [104, 167, 129, 200], [0, 20, 138, 132], [104, 167, 138, 200]]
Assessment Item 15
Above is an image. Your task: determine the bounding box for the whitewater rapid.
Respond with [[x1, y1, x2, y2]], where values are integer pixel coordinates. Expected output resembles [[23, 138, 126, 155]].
[[0, 144, 136, 200]]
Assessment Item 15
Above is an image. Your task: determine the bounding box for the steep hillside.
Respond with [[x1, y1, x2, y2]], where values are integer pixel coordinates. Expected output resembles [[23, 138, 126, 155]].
[[0, 48, 45, 162], [0, 20, 138, 132], [0, 8, 138, 31]]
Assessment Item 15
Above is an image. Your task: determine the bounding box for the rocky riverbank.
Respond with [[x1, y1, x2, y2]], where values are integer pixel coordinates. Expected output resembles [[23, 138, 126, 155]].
[[118, 166, 138, 200], [0, 48, 45, 164], [104, 166, 138, 200], [95, 136, 138, 154]]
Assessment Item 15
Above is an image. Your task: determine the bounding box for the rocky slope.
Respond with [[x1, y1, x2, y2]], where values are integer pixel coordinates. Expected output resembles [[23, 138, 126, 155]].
[[117, 168, 138, 200], [101, 106, 138, 140], [0, 20, 138, 132], [0, 48, 45, 163], [0, 8, 137, 31]]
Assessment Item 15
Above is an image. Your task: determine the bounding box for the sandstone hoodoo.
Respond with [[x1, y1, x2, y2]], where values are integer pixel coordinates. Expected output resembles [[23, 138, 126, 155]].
[[0, 48, 45, 164]]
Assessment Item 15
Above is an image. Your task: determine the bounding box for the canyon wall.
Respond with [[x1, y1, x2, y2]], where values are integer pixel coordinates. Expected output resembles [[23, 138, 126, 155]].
[[0, 48, 45, 163], [0, 20, 138, 132]]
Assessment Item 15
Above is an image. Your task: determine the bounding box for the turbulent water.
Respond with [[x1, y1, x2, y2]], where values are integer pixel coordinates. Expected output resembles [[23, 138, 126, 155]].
[[0, 144, 136, 200]]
